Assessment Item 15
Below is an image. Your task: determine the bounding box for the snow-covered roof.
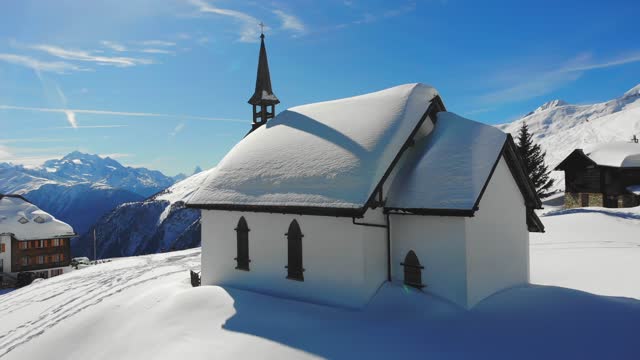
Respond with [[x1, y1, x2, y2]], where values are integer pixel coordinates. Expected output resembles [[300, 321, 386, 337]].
[[626, 185, 640, 195], [584, 142, 640, 167], [386, 112, 507, 211], [0, 195, 75, 240], [189, 83, 440, 213]]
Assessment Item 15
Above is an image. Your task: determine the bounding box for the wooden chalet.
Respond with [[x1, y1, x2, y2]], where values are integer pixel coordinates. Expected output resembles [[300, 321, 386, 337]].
[[555, 142, 640, 208]]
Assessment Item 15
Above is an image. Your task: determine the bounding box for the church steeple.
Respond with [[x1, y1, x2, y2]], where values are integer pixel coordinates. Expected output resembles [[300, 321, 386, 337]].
[[248, 27, 279, 132]]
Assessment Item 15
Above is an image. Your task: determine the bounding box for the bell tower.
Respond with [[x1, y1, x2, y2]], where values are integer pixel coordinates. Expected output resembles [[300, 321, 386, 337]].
[[248, 24, 279, 132]]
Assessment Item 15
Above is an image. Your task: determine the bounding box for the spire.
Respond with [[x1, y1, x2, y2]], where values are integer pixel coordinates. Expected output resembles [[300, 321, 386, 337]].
[[248, 29, 279, 132], [248, 33, 279, 106]]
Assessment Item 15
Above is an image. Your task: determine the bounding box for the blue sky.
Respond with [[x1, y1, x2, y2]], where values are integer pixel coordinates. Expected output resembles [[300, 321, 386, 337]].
[[1, 0, 639, 176]]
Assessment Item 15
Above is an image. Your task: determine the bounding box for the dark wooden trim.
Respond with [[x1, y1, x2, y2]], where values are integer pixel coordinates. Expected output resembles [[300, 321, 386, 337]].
[[186, 203, 363, 218], [386, 214, 391, 282], [363, 95, 446, 211], [527, 209, 545, 233], [555, 149, 597, 170], [385, 208, 475, 217], [351, 218, 387, 228], [468, 139, 509, 213], [400, 262, 425, 270]]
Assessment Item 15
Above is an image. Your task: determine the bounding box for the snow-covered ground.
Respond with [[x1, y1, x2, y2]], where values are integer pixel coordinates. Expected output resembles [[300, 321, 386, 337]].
[[532, 205, 640, 300], [0, 208, 639, 359]]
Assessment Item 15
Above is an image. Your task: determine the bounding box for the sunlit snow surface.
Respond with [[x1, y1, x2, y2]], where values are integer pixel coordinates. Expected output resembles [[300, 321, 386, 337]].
[[189, 83, 438, 209], [0, 205, 639, 359]]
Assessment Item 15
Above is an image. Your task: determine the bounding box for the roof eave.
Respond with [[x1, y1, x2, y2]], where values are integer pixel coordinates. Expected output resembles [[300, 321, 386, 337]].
[[186, 203, 366, 218], [384, 207, 475, 217]]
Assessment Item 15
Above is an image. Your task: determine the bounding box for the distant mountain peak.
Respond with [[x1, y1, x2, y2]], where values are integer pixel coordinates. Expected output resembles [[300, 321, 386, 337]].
[[533, 99, 569, 114], [62, 151, 99, 160], [192, 166, 203, 175], [622, 84, 640, 100]]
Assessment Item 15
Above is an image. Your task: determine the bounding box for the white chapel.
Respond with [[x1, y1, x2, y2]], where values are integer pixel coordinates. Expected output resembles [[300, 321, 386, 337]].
[[187, 33, 544, 309]]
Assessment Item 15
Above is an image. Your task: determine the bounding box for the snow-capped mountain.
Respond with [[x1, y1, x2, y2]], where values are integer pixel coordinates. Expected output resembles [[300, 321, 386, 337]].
[[4, 151, 174, 197], [498, 83, 640, 192], [0, 152, 176, 237], [73, 168, 213, 258]]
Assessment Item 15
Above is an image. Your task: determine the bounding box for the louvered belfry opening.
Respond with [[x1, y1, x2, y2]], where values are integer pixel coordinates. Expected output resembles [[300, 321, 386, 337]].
[[234, 217, 250, 270], [401, 250, 425, 289], [285, 219, 304, 281]]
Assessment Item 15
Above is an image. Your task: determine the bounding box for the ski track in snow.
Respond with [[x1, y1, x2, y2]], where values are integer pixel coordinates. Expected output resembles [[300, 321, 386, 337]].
[[0, 250, 201, 358]]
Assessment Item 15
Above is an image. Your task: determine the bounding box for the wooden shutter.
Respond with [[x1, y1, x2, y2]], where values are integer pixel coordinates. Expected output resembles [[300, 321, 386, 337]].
[[285, 220, 304, 281], [234, 217, 250, 271], [401, 250, 425, 289]]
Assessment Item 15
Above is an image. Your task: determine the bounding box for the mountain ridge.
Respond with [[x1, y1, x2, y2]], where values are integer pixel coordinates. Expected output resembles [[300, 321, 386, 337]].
[[498, 82, 640, 193]]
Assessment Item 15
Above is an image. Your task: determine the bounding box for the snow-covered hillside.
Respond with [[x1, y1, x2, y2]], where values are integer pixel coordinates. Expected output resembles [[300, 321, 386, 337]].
[[72, 168, 212, 258], [498, 83, 640, 192], [1, 206, 639, 359]]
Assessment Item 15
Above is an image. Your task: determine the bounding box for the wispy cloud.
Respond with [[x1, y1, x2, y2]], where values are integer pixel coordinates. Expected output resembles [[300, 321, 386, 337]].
[[0, 53, 86, 73], [0, 104, 246, 123], [63, 110, 78, 128], [272, 10, 306, 35], [101, 40, 127, 52], [476, 51, 640, 105], [49, 125, 129, 129], [137, 40, 176, 47], [0, 138, 73, 144], [188, 0, 260, 42], [139, 48, 175, 55], [560, 51, 640, 73], [29, 44, 153, 67], [169, 122, 185, 137]]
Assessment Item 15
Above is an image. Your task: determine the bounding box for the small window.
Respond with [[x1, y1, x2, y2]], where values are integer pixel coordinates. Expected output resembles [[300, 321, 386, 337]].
[[37, 255, 44, 264], [18, 242, 27, 250], [285, 219, 304, 281], [401, 250, 425, 289], [34, 216, 45, 224], [18, 217, 29, 224], [234, 217, 251, 271], [21, 256, 29, 266]]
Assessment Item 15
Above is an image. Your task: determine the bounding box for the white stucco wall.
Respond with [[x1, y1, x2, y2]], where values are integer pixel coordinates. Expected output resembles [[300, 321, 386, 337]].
[[389, 214, 468, 307], [464, 156, 529, 308], [200, 209, 387, 308], [0, 234, 11, 273]]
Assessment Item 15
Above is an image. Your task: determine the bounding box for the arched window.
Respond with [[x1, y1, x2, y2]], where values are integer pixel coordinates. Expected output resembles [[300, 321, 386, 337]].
[[285, 219, 304, 281], [234, 217, 250, 270], [401, 250, 425, 289]]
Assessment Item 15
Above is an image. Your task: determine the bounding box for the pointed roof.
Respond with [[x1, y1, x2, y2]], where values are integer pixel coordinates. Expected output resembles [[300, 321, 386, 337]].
[[248, 34, 280, 106]]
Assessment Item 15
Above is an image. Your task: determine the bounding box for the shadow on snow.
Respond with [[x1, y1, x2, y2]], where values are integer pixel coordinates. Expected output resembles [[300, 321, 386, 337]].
[[221, 283, 640, 360]]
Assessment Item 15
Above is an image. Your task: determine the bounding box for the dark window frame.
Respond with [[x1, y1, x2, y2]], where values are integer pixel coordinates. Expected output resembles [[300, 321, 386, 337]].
[[234, 217, 251, 271], [401, 250, 425, 289], [285, 219, 305, 281]]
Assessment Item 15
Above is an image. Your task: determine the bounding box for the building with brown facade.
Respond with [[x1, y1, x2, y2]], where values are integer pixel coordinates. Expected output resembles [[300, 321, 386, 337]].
[[556, 142, 640, 208], [0, 194, 74, 278]]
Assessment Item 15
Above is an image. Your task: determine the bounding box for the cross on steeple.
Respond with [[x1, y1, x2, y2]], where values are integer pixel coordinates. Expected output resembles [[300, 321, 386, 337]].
[[259, 22, 265, 35], [247, 29, 279, 133]]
